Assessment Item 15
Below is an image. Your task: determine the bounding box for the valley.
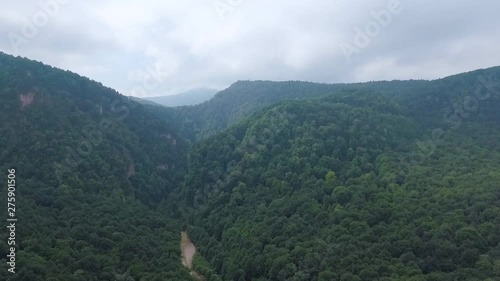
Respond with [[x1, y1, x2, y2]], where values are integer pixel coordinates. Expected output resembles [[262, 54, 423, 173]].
[[1, 52, 499, 280]]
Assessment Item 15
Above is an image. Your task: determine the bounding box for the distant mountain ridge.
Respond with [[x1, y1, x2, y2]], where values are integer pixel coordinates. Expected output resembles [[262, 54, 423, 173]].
[[144, 88, 219, 107], [154, 66, 500, 141]]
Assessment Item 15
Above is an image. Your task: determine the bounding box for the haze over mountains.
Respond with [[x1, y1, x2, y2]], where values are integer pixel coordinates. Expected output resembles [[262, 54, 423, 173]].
[[1, 52, 500, 280], [144, 88, 219, 107]]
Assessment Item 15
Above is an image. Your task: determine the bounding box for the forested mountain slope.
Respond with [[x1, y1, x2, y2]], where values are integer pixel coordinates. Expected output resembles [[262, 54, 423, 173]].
[[180, 91, 500, 280], [0, 53, 189, 203], [0, 53, 193, 280], [404, 67, 500, 128], [152, 66, 500, 142]]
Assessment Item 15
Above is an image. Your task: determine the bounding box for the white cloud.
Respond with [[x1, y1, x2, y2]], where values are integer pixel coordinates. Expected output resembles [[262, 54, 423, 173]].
[[0, 0, 499, 96]]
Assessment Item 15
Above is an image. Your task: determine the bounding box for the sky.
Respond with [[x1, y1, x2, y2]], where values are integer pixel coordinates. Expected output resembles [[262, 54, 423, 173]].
[[1, 0, 499, 97]]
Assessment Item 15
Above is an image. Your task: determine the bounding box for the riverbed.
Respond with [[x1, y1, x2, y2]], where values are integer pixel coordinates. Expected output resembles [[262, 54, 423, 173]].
[[180, 231, 204, 280]]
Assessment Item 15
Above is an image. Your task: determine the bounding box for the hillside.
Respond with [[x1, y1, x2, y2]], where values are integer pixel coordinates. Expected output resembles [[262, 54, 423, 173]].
[[180, 91, 500, 280], [0, 53, 194, 280], [154, 67, 500, 142], [166, 81, 349, 141]]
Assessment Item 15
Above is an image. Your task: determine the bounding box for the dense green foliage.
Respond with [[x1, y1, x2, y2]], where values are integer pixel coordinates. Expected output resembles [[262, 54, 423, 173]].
[[0, 53, 188, 203], [0, 187, 193, 280], [0, 53, 192, 280], [156, 81, 348, 141], [180, 90, 500, 280], [151, 67, 499, 142], [1, 52, 500, 280]]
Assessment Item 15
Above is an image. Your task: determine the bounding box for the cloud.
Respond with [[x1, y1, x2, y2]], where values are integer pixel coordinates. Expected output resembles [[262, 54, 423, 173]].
[[0, 0, 499, 97]]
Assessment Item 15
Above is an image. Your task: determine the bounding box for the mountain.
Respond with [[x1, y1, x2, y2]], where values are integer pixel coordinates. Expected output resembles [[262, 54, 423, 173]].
[[1, 52, 500, 280], [145, 88, 219, 107], [156, 67, 499, 142], [179, 88, 500, 280], [0, 53, 193, 280], [161, 81, 350, 141]]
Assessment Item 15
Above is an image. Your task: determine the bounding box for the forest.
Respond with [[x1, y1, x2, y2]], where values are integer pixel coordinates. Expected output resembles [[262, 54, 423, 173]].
[[1, 52, 499, 280]]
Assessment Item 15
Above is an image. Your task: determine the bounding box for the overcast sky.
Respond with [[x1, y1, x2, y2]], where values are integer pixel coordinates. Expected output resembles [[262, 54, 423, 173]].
[[1, 0, 499, 97]]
